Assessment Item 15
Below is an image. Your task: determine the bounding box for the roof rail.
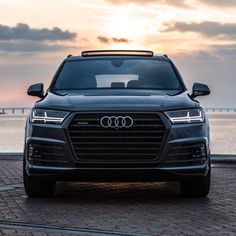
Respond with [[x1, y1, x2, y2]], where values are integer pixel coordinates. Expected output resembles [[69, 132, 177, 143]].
[[81, 50, 154, 57]]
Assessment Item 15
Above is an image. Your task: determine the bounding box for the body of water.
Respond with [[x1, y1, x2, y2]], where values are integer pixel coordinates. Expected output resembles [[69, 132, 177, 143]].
[[0, 113, 236, 154]]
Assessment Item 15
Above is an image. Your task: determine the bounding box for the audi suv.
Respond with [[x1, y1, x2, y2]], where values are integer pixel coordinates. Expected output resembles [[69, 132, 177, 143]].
[[24, 50, 211, 198]]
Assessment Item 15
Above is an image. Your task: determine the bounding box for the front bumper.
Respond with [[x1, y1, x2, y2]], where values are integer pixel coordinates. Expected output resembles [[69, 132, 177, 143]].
[[24, 111, 210, 181], [25, 162, 210, 181]]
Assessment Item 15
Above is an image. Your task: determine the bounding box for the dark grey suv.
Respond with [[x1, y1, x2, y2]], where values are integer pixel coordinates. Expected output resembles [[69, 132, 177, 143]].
[[24, 50, 211, 198]]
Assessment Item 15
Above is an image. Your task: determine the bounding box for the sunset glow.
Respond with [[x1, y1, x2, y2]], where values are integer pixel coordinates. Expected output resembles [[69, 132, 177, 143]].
[[0, 0, 236, 107]]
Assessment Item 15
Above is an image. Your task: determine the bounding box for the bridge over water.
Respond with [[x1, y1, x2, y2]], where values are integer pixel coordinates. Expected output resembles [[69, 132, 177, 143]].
[[0, 107, 236, 114]]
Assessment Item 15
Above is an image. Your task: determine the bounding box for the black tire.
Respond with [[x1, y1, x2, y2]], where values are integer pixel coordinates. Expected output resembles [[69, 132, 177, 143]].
[[23, 160, 56, 198], [180, 164, 211, 198]]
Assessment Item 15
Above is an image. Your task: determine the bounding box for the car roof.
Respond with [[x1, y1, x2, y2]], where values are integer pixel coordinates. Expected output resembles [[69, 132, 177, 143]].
[[65, 50, 170, 62], [66, 55, 169, 62]]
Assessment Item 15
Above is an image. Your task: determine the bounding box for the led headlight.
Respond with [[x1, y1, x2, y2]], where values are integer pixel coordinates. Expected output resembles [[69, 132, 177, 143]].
[[164, 108, 204, 124], [30, 109, 69, 124]]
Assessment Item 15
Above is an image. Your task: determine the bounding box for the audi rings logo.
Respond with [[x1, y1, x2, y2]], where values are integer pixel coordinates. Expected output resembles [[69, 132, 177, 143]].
[[100, 116, 133, 128]]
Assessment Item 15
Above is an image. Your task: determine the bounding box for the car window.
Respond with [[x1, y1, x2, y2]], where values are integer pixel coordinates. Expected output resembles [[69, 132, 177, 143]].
[[53, 59, 181, 90]]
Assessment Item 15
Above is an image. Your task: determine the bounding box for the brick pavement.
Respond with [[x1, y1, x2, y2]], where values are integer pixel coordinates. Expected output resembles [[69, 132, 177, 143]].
[[0, 157, 235, 235]]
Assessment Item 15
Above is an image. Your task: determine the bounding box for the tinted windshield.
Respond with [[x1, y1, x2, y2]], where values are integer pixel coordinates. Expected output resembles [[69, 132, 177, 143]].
[[53, 59, 182, 91]]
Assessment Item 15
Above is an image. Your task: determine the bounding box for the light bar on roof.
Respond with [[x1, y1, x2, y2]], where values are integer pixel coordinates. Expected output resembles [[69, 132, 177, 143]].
[[81, 50, 154, 57]]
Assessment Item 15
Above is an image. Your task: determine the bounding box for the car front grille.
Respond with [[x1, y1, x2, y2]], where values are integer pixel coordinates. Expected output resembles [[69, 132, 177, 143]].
[[68, 113, 166, 162]]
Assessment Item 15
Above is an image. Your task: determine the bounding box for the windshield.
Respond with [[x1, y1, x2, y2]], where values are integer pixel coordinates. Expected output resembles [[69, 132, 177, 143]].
[[53, 59, 182, 91]]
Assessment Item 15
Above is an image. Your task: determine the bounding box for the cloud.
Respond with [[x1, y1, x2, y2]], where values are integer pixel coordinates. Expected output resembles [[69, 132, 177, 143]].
[[97, 36, 132, 44], [97, 36, 110, 44], [111, 37, 132, 43], [174, 50, 216, 60], [0, 23, 77, 41], [198, 0, 236, 8], [212, 44, 236, 57], [105, 0, 188, 8], [163, 21, 236, 40], [0, 41, 70, 52], [171, 44, 236, 59]]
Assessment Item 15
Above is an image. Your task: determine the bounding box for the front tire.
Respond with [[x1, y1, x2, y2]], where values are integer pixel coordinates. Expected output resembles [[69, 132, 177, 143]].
[[180, 163, 211, 198], [23, 160, 56, 198]]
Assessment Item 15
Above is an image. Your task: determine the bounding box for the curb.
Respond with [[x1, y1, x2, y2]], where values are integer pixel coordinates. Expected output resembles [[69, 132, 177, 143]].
[[211, 154, 236, 163], [0, 153, 23, 160], [0, 152, 23, 156], [0, 153, 236, 163]]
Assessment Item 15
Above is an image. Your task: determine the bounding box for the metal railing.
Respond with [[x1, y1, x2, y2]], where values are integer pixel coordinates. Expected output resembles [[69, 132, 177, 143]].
[[0, 108, 31, 114], [205, 108, 236, 113], [0, 107, 236, 115]]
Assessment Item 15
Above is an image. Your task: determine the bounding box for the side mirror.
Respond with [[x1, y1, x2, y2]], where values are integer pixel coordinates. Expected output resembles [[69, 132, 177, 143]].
[[27, 83, 44, 98], [191, 82, 210, 98]]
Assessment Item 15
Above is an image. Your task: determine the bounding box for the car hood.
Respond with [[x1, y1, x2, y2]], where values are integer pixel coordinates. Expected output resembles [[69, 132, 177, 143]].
[[35, 90, 198, 111]]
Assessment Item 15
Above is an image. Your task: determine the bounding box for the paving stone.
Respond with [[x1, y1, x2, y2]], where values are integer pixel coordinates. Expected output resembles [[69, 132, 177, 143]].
[[0, 158, 235, 235]]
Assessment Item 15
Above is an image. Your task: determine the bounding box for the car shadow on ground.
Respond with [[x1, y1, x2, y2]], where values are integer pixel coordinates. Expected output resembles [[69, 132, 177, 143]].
[[24, 182, 212, 206], [47, 181, 195, 203]]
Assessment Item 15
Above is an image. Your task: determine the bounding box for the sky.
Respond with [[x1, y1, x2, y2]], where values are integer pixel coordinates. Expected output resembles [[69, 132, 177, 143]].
[[0, 0, 236, 108]]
